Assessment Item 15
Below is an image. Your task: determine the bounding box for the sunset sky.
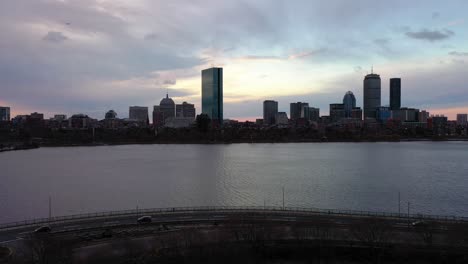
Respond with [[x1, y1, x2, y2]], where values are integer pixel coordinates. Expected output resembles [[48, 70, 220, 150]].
[[1, 0, 467, 120]]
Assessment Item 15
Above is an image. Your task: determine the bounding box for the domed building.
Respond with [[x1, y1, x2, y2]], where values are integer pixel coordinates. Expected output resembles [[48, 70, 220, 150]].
[[159, 93, 175, 120], [105, 110, 117, 119], [343, 91, 356, 118]]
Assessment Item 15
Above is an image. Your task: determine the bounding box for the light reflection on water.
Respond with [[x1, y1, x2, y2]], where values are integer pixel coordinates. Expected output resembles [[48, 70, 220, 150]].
[[1, 142, 468, 223]]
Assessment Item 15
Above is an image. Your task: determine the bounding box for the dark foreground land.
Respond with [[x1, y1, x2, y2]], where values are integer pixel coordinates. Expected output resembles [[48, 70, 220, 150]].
[[2, 208, 468, 264]]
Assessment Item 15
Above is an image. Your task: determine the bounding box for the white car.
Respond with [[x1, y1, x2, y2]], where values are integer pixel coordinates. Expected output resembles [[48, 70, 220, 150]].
[[137, 216, 152, 224], [34, 225, 51, 233]]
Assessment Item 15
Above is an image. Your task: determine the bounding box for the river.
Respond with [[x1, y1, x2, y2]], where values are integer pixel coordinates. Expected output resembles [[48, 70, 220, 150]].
[[1, 142, 467, 223]]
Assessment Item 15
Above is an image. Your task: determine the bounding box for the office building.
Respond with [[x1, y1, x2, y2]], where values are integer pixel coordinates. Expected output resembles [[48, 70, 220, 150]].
[[48, 115, 68, 129], [202, 67, 223, 122], [431, 116, 448, 136], [263, 100, 278, 125], [376, 106, 391, 123], [457, 114, 467, 126], [275, 112, 289, 125], [176, 102, 196, 119], [307, 107, 320, 122], [390, 78, 401, 110], [363, 72, 381, 119], [351, 107, 363, 120], [391, 107, 419, 122], [330, 103, 345, 122], [129, 106, 149, 122], [290, 102, 309, 120], [152, 106, 165, 127], [343, 91, 356, 118], [418, 110, 430, 123], [0, 107, 10, 121], [69, 114, 91, 129]]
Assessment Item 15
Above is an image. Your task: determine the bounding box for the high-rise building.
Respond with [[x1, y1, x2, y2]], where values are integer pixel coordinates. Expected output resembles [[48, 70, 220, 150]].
[[390, 78, 401, 110], [263, 100, 278, 125], [202, 67, 223, 122], [160, 93, 175, 120], [0, 107, 10, 121], [343, 91, 356, 118], [129, 106, 148, 122], [290, 102, 309, 120], [306, 107, 320, 122], [152, 106, 164, 127], [330, 103, 345, 122], [457, 114, 468, 126], [176, 102, 196, 119], [363, 72, 381, 119]]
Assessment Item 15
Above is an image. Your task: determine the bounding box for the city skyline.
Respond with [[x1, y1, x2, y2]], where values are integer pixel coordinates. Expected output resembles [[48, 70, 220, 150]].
[[1, 69, 467, 123], [1, 1, 467, 120]]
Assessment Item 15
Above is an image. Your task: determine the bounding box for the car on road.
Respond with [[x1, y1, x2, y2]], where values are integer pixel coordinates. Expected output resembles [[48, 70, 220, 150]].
[[411, 221, 427, 227], [33, 225, 51, 233], [137, 215, 152, 224]]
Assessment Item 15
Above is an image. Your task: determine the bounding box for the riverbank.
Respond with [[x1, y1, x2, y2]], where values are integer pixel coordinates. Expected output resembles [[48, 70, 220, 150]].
[[2, 137, 468, 150], [38, 137, 468, 147], [0, 143, 39, 152]]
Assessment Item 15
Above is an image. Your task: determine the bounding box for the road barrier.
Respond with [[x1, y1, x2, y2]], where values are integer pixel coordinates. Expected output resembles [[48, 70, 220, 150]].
[[1, 206, 467, 230]]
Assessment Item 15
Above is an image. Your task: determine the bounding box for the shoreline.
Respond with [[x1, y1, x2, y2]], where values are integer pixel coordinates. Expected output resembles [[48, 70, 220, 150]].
[[32, 137, 468, 148], [1, 138, 468, 151]]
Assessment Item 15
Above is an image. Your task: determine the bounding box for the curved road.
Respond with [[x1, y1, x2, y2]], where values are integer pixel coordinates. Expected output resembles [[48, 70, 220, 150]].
[[2, 206, 467, 246]]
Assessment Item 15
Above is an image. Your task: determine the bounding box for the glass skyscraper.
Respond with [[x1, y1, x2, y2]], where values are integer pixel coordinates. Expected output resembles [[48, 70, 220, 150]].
[[202, 67, 223, 122], [343, 91, 356, 118]]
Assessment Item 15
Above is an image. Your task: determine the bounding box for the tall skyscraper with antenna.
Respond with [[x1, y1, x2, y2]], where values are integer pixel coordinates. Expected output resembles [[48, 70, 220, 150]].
[[363, 68, 381, 119]]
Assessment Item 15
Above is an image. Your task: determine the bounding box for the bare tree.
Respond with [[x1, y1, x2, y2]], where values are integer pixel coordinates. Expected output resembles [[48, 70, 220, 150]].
[[350, 217, 394, 264]]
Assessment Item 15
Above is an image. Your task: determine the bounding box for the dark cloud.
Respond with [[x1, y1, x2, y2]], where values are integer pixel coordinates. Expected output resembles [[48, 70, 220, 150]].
[[163, 79, 176, 85], [405, 28, 454, 42], [43, 31, 68, 43], [449, 51, 468, 57], [432, 12, 440, 19]]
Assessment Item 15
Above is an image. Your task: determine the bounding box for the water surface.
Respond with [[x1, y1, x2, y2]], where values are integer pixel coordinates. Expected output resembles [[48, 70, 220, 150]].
[[1, 142, 467, 223]]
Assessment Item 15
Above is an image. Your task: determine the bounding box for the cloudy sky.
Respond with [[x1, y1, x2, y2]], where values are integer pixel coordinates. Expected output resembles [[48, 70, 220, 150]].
[[1, 0, 467, 120]]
